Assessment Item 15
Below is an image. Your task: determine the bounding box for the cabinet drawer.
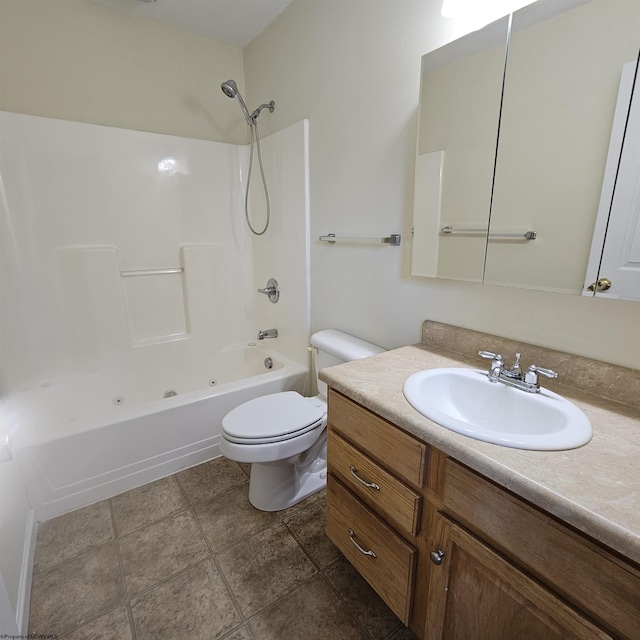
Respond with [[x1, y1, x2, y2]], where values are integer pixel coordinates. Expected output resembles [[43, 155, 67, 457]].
[[328, 389, 427, 488], [326, 475, 416, 624], [443, 459, 640, 639], [328, 430, 422, 537]]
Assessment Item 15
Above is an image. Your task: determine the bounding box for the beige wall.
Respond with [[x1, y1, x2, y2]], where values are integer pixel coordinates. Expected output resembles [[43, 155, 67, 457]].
[[1, 0, 639, 367], [244, 0, 640, 368], [0, 0, 246, 143]]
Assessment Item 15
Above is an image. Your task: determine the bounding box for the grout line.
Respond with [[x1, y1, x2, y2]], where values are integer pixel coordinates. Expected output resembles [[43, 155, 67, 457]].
[[108, 498, 138, 640], [243, 570, 324, 626], [318, 569, 376, 639], [178, 472, 249, 630]]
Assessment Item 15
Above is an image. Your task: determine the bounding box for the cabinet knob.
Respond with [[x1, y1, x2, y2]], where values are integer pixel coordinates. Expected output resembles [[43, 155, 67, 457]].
[[430, 549, 446, 565]]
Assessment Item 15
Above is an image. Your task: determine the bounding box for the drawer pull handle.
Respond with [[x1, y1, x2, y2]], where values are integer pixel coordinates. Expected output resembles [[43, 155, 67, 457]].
[[348, 528, 377, 558], [349, 465, 380, 491], [430, 549, 446, 565]]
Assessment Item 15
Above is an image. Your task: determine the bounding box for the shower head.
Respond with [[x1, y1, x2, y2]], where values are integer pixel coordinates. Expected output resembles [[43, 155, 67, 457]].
[[221, 79, 238, 98], [221, 79, 254, 125]]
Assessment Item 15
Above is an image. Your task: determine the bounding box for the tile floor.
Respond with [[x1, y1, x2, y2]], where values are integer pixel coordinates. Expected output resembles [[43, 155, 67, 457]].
[[28, 457, 420, 640]]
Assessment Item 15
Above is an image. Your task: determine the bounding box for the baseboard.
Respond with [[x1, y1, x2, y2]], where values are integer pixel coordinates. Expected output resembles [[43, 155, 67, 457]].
[[15, 507, 37, 633]]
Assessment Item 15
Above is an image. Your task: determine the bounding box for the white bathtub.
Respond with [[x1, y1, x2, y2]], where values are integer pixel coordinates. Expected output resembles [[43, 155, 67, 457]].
[[15, 344, 307, 520]]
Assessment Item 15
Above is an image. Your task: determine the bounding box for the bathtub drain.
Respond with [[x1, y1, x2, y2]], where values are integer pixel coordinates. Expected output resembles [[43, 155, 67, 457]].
[[163, 390, 178, 398]]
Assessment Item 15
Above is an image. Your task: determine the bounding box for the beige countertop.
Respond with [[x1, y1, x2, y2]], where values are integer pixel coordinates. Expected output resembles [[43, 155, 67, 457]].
[[319, 342, 640, 565]]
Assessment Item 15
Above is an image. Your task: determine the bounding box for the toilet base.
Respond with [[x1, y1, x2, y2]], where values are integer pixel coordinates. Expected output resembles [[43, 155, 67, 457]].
[[247, 433, 328, 511], [248, 461, 327, 511]]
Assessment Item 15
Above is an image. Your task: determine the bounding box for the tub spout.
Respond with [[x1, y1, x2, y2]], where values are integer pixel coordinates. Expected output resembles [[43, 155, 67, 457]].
[[257, 328, 278, 340]]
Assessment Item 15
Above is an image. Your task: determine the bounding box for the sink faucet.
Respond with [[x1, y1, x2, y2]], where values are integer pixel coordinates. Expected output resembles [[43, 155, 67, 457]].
[[478, 350, 557, 393], [257, 328, 278, 340]]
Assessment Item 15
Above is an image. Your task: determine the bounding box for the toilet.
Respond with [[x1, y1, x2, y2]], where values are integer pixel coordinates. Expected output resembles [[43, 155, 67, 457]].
[[220, 329, 385, 511]]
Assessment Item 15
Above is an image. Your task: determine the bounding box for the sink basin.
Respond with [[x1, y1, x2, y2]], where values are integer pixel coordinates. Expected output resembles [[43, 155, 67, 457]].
[[403, 368, 592, 450]]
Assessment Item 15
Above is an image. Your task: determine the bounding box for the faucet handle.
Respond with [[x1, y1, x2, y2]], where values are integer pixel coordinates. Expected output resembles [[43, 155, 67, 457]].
[[529, 365, 558, 379], [478, 351, 503, 363], [524, 364, 558, 386]]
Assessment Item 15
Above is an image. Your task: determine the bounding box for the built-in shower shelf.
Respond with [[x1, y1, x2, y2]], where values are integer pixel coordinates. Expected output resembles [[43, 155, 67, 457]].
[[319, 233, 401, 246]]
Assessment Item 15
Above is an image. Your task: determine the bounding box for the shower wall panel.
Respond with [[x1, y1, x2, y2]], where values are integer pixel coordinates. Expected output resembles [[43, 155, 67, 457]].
[[0, 112, 310, 398]]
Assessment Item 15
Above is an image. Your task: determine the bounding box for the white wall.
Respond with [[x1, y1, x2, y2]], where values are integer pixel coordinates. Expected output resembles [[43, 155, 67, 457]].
[[0, 0, 246, 144], [244, 0, 640, 369]]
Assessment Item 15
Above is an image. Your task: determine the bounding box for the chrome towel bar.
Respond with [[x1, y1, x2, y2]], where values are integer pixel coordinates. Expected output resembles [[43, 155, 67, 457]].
[[441, 226, 536, 240], [319, 233, 401, 246]]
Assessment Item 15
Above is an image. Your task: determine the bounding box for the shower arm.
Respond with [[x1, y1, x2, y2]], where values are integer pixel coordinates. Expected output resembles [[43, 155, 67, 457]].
[[251, 101, 276, 121]]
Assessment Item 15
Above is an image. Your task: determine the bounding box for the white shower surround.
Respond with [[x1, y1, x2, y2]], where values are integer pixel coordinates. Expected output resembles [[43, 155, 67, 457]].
[[0, 112, 311, 520]]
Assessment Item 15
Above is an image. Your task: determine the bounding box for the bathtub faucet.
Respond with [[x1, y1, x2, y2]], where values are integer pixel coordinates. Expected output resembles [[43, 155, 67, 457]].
[[257, 328, 278, 340]]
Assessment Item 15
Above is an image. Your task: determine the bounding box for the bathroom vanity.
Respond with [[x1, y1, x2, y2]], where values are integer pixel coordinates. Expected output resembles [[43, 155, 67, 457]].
[[322, 322, 640, 640]]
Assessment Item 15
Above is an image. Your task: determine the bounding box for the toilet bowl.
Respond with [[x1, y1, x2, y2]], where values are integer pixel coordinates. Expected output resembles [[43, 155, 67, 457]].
[[220, 329, 384, 511]]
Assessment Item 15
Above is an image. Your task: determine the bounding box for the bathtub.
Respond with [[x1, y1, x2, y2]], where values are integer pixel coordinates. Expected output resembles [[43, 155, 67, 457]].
[[15, 344, 308, 520]]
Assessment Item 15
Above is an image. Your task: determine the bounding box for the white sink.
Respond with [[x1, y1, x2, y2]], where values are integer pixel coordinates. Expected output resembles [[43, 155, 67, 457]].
[[403, 368, 592, 450]]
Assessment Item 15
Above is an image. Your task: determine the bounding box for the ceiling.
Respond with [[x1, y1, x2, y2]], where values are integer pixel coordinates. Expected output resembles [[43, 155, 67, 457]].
[[88, 0, 296, 49]]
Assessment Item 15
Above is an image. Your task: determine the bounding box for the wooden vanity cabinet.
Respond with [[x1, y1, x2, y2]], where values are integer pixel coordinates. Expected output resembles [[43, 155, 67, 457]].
[[424, 515, 612, 640], [326, 389, 428, 625], [325, 389, 640, 640]]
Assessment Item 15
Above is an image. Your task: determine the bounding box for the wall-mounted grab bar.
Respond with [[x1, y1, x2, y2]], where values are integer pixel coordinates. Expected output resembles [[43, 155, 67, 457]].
[[120, 268, 184, 277], [440, 226, 536, 240], [319, 233, 401, 246]]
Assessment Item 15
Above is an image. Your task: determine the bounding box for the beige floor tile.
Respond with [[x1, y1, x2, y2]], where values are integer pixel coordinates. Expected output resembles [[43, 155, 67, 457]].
[[119, 510, 209, 597], [217, 523, 317, 617], [283, 495, 340, 569], [324, 557, 400, 638], [248, 575, 366, 640], [176, 457, 248, 505], [59, 605, 133, 640], [111, 476, 187, 536], [29, 542, 123, 637], [34, 500, 114, 572], [275, 488, 324, 521], [130, 559, 242, 640], [192, 485, 277, 552]]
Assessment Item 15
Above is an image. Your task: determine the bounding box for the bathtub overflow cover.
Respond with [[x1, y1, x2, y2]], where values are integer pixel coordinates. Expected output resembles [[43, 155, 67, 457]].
[[264, 357, 273, 369], [113, 396, 125, 405], [209, 378, 217, 386], [163, 390, 178, 398]]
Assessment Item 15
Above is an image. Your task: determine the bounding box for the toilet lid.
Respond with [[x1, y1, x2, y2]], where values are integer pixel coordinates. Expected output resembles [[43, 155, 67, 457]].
[[222, 391, 326, 444]]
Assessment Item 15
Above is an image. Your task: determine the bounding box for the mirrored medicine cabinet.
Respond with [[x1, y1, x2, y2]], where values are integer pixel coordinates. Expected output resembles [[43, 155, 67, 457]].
[[411, 0, 640, 301]]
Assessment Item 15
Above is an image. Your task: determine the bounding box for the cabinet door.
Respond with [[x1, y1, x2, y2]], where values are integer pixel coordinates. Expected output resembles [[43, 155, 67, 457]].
[[425, 516, 612, 640]]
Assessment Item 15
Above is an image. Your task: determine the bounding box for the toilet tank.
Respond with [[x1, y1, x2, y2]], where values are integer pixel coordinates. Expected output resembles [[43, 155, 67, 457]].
[[310, 329, 385, 397]]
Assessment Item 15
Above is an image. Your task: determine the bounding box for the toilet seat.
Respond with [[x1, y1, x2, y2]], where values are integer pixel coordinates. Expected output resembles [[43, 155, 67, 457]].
[[222, 391, 326, 445]]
